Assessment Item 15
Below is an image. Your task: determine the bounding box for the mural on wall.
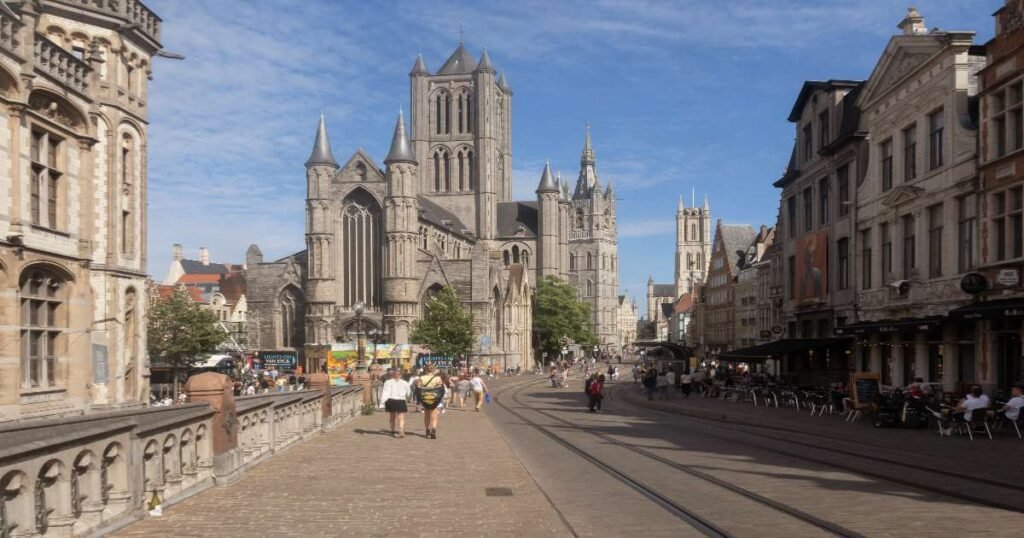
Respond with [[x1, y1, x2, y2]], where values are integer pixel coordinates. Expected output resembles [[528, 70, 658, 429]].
[[796, 231, 828, 304]]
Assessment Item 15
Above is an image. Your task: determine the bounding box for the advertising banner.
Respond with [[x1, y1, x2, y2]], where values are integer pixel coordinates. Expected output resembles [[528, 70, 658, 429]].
[[416, 355, 454, 369], [256, 350, 298, 370], [327, 343, 357, 386], [795, 230, 828, 304]]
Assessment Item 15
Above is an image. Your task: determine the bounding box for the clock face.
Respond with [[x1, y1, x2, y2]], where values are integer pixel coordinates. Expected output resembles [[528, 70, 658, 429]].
[[960, 273, 988, 295]]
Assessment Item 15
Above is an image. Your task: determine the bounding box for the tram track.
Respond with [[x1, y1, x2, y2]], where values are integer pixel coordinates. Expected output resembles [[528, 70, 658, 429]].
[[491, 379, 862, 538], [606, 384, 1024, 514]]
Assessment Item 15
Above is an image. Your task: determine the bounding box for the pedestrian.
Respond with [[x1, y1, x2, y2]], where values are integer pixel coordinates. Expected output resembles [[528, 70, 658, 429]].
[[415, 364, 445, 439], [664, 368, 676, 398], [656, 371, 669, 400], [588, 374, 605, 412], [642, 368, 658, 401], [680, 371, 693, 398], [632, 365, 641, 384], [381, 369, 412, 438], [456, 375, 472, 408], [470, 369, 490, 411]]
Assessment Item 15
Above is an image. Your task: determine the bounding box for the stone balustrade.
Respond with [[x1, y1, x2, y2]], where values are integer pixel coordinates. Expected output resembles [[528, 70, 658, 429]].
[[58, 0, 161, 42], [0, 373, 363, 536], [0, 8, 22, 59], [33, 34, 91, 94]]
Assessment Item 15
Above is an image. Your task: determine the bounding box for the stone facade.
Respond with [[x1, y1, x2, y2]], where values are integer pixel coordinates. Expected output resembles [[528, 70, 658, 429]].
[[647, 195, 711, 337], [615, 294, 638, 352], [698, 220, 756, 357], [0, 1, 162, 422], [246, 44, 621, 370]]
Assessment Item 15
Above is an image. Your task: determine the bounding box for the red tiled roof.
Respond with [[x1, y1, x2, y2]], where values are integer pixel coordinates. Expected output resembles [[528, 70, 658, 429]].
[[673, 293, 694, 314], [177, 273, 221, 285], [155, 285, 204, 303]]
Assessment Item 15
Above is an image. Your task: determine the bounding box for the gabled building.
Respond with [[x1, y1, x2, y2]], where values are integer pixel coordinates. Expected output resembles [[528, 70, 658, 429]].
[[698, 220, 755, 358]]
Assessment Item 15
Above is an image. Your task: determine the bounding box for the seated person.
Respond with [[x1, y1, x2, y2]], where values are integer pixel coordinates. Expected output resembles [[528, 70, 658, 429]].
[[941, 386, 990, 435], [996, 384, 1024, 422]]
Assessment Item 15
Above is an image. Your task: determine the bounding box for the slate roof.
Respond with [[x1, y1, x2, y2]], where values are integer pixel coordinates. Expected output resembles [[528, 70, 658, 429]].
[[718, 224, 757, 273], [417, 196, 472, 238], [651, 284, 675, 297], [437, 43, 477, 75], [661, 302, 675, 320], [496, 201, 538, 238], [179, 259, 230, 275]]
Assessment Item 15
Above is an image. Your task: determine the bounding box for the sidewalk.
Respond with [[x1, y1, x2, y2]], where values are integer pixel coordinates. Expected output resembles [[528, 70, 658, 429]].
[[612, 382, 1024, 490], [114, 384, 570, 538]]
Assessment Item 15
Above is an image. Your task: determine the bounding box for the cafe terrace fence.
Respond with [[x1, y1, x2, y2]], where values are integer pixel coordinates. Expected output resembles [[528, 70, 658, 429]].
[[0, 373, 364, 537]]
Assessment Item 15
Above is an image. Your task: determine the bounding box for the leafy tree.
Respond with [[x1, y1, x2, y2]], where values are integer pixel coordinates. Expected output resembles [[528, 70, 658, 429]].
[[532, 275, 596, 363], [637, 319, 657, 340], [410, 285, 474, 358], [147, 288, 229, 400]]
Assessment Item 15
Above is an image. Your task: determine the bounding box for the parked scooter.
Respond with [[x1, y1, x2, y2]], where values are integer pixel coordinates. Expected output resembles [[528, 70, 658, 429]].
[[873, 389, 931, 429]]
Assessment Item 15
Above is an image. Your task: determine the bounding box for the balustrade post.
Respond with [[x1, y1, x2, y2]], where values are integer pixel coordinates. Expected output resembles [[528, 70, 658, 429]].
[[306, 373, 332, 425], [184, 373, 241, 485]]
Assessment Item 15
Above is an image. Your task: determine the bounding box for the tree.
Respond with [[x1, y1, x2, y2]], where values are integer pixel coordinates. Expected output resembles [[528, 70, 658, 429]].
[[637, 319, 657, 340], [147, 288, 229, 400], [532, 275, 597, 363], [410, 285, 474, 358]]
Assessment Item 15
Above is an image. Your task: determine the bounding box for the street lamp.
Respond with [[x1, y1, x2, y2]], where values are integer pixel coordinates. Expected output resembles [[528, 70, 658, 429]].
[[354, 302, 366, 369]]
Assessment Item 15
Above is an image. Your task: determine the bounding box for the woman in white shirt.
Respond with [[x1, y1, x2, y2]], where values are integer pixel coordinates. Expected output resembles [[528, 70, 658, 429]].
[[470, 370, 489, 411], [381, 369, 412, 438]]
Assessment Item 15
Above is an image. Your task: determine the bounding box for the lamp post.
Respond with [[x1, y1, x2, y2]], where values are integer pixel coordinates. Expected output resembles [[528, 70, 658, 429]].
[[354, 302, 366, 369]]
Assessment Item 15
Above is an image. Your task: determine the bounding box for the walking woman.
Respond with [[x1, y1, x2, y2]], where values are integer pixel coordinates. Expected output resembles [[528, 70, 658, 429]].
[[381, 369, 412, 438], [470, 369, 490, 411], [588, 374, 605, 412], [416, 364, 445, 439]]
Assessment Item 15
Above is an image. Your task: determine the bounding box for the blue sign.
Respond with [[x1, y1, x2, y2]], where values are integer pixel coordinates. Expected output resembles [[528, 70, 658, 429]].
[[256, 351, 298, 369], [416, 355, 454, 368]]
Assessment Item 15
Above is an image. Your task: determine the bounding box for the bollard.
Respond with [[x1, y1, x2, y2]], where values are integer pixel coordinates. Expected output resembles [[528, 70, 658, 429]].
[[306, 372, 332, 421]]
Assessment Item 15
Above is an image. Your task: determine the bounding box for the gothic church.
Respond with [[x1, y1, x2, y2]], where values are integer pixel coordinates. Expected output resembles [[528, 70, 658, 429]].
[[246, 44, 621, 369]]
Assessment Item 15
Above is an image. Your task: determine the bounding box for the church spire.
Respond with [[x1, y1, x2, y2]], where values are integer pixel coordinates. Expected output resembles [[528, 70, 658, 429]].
[[573, 123, 599, 199], [703, 193, 709, 211], [475, 49, 495, 72], [384, 110, 416, 165], [305, 113, 338, 168], [536, 160, 558, 193], [409, 53, 429, 76], [581, 122, 595, 166], [678, 195, 684, 212]]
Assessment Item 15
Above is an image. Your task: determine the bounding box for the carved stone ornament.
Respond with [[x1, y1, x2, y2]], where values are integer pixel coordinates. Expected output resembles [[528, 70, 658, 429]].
[[28, 93, 80, 128], [875, 51, 932, 96]]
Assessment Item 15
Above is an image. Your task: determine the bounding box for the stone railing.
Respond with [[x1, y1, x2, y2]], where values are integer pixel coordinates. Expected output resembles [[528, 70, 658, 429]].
[[0, 7, 22, 59], [55, 0, 161, 42], [0, 373, 363, 537], [34, 34, 91, 94]]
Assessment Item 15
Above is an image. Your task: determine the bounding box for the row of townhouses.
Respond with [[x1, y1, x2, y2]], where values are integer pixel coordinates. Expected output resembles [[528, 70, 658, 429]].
[[693, 5, 1024, 398]]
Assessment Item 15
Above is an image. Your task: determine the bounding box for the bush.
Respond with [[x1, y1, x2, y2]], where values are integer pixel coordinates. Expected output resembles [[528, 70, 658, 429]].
[[360, 402, 376, 416]]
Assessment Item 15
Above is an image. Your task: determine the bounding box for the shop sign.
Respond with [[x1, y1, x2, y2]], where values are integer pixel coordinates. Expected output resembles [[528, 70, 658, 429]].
[[959, 273, 988, 295], [771, 325, 783, 335], [996, 268, 1020, 287], [417, 355, 454, 368], [759, 330, 771, 339]]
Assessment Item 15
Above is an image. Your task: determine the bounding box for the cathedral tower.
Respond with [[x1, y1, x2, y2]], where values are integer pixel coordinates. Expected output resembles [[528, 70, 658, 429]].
[[408, 44, 512, 240], [674, 193, 712, 297], [382, 111, 421, 343], [305, 115, 339, 344]]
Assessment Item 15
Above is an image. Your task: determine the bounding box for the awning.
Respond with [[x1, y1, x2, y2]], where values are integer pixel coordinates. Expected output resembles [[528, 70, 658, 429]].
[[833, 316, 942, 336], [948, 298, 1024, 320], [718, 338, 849, 362]]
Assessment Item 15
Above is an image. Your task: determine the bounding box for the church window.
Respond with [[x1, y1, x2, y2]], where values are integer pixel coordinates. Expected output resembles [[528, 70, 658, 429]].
[[458, 92, 464, 133], [279, 286, 303, 348], [121, 134, 135, 255], [503, 250, 510, 266], [355, 162, 368, 182], [569, 254, 576, 271], [687, 253, 693, 269], [30, 129, 64, 230], [587, 252, 593, 270], [444, 93, 452, 135], [521, 250, 529, 267], [456, 147, 473, 191], [512, 245, 520, 264], [586, 280, 593, 296], [432, 148, 452, 192], [575, 209, 585, 230], [341, 189, 382, 307], [602, 255, 606, 269], [690, 224, 696, 241]]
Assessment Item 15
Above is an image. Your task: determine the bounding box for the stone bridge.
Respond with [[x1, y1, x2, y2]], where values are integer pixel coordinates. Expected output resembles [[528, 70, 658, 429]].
[[0, 373, 365, 537]]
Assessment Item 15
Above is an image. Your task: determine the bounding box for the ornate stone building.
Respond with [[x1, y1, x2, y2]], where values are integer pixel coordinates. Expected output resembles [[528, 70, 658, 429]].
[[648, 194, 711, 338], [0, 0, 163, 421], [246, 44, 621, 369]]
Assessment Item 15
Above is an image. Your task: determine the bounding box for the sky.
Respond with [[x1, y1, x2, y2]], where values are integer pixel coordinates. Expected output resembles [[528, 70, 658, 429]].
[[144, 0, 1000, 311]]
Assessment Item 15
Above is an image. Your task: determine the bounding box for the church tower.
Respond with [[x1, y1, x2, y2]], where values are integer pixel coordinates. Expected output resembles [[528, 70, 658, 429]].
[[568, 125, 619, 350], [382, 111, 421, 344], [408, 44, 511, 240], [674, 193, 712, 297], [305, 114, 339, 344]]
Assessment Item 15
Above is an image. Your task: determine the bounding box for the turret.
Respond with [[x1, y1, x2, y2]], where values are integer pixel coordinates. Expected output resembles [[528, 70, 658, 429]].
[[573, 123, 599, 199], [383, 110, 421, 344], [537, 161, 560, 278], [304, 114, 339, 342], [305, 114, 338, 201]]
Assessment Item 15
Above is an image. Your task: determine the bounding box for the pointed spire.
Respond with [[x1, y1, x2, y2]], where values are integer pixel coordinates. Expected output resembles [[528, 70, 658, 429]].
[[536, 160, 558, 193], [605, 183, 613, 197], [647, 274, 655, 286], [703, 194, 709, 211], [678, 195, 684, 211], [692, 187, 696, 208], [497, 72, 511, 92], [475, 49, 495, 72], [437, 42, 477, 75], [581, 122, 595, 165], [384, 109, 416, 165], [305, 113, 338, 168], [409, 53, 429, 76]]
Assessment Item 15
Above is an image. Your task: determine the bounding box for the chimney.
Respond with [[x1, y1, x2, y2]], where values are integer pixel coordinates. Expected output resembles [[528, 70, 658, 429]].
[[199, 247, 210, 266], [898, 7, 926, 36], [172, 243, 183, 261]]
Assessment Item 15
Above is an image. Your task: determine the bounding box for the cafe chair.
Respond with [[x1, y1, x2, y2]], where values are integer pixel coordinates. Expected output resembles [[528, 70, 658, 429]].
[[993, 412, 1023, 440], [951, 409, 992, 441]]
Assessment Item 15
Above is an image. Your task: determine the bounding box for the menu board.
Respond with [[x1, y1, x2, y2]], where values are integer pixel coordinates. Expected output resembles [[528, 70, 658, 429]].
[[850, 372, 881, 407]]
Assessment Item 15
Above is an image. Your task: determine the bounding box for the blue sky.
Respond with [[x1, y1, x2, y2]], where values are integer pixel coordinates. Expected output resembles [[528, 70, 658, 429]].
[[144, 0, 999, 310]]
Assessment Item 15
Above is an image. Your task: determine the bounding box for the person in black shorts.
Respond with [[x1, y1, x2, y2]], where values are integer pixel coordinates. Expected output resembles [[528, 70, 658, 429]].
[[380, 369, 412, 438]]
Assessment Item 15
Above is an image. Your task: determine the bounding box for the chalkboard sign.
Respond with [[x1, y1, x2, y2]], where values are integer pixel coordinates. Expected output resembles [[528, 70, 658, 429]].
[[850, 372, 881, 407]]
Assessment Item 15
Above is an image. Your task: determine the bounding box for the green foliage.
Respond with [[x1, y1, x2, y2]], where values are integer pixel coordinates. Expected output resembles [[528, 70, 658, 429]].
[[410, 286, 474, 358], [147, 288, 229, 396], [637, 319, 657, 340], [532, 275, 597, 360]]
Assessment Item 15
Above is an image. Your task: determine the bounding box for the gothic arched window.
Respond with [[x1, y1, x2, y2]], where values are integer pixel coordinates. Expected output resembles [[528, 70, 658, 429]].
[[341, 189, 382, 307], [521, 250, 529, 267], [492, 286, 502, 347], [432, 148, 452, 192], [434, 90, 452, 135], [586, 280, 593, 296], [512, 245, 520, 264], [587, 252, 593, 269], [456, 147, 474, 191], [503, 250, 510, 266], [687, 253, 694, 269], [279, 286, 303, 348], [691, 224, 697, 241]]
